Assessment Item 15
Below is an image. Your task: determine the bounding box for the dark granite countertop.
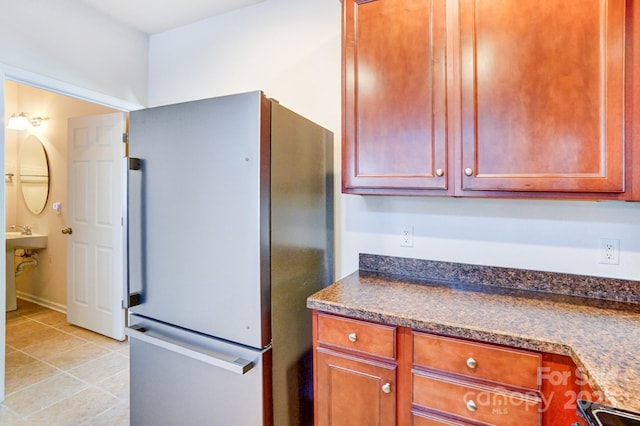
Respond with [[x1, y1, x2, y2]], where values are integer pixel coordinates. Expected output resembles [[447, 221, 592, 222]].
[[307, 254, 640, 412]]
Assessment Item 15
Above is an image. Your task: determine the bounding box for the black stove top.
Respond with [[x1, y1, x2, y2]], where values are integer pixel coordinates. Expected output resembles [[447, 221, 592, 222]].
[[578, 400, 640, 426]]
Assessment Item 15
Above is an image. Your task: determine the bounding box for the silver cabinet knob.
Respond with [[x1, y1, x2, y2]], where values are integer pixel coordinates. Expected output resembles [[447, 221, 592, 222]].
[[466, 400, 477, 412], [466, 357, 477, 369], [435, 168, 444, 177], [464, 167, 473, 176], [348, 333, 357, 343], [381, 383, 391, 394], [61, 227, 73, 235]]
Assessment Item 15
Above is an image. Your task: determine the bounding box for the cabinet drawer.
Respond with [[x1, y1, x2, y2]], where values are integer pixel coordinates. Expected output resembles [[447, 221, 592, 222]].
[[412, 409, 469, 425], [317, 313, 396, 359], [413, 332, 541, 390], [413, 371, 541, 426]]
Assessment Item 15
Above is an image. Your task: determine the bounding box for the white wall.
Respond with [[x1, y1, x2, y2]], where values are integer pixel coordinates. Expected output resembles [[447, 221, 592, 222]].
[[0, 0, 140, 396], [0, 0, 148, 106], [149, 0, 640, 281]]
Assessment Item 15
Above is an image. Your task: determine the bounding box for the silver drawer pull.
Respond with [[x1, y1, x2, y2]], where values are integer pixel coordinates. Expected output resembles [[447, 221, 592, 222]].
[[381, 383, 391, 394], [466, 357, 477, 369], [466, 400, 478, 412], [348, 332, 357, 343]]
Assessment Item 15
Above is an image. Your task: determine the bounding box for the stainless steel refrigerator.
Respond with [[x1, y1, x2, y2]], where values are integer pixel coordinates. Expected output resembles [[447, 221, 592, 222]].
[[124, 91, 334, 425]]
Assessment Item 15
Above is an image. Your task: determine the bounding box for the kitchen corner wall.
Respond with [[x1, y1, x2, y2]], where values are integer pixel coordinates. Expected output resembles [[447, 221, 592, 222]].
[[5, 81, 117, 310], [148, 0, 640, 281]]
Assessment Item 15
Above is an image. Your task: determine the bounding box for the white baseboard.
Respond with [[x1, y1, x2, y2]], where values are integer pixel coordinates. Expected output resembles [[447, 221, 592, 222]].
[[16, 292, 66, 315]]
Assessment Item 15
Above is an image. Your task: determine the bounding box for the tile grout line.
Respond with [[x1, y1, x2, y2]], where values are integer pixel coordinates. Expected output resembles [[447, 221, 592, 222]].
[[4, 301, 130, 425], [23, 382, 124, 424], [17, 374, 92, 421]]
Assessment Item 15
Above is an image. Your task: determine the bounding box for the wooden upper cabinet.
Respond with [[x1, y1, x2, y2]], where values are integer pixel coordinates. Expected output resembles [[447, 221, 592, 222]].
[[342, 0, 640, 198], [342, 0, 448, 194], [458, 0, 626, 193]]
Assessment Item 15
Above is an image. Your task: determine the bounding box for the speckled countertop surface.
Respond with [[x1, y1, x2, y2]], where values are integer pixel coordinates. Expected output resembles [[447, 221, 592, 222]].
[[307, 254, 640, 412]]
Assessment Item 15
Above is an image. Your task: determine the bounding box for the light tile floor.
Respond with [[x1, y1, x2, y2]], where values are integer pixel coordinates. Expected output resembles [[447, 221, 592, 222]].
[[1, 300, 129, 425]]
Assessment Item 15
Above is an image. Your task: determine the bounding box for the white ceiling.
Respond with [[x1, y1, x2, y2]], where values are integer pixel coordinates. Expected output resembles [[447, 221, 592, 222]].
[[78, 0, 266, 34]]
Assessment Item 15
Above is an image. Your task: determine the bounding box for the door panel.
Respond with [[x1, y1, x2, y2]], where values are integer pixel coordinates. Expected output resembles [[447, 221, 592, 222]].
[[316, 348, 396, 426], [459, 0, 625, 192], [67, 112, 126, 340], [342, 0, 448, 193], [128, 315, 268, 425], [127, 92, 269, 349]]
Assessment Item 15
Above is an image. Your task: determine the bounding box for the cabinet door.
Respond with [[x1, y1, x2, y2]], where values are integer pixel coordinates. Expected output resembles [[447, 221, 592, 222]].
[[316, 348, 396, 426], [458, 0, 625, 193], [342, 0, 448, 194]]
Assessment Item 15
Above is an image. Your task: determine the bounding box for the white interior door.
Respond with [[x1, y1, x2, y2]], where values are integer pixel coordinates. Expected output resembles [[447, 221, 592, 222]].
[[67, 112, 126, 340]]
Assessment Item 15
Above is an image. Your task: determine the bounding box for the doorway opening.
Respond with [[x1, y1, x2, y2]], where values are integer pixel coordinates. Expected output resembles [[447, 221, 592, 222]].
[[2, 73, 138, 403], [5, 80, 122, 316]]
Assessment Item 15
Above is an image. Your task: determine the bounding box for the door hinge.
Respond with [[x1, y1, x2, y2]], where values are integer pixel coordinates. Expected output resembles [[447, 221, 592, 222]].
[[129, 158, 141, 170], [122, 133, 129, 143]]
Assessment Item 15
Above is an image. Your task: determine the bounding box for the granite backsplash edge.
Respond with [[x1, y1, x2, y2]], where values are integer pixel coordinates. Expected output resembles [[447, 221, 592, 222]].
[[359, 253, 640, 304]]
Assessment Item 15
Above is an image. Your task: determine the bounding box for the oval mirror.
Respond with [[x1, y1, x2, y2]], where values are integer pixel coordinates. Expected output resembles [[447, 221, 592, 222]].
[[19, 135, 50, 215]]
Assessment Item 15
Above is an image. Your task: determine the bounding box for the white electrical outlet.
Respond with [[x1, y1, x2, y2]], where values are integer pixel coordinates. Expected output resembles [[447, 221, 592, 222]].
[[599, 238, 620, 265], [401, 226, 414, 247]]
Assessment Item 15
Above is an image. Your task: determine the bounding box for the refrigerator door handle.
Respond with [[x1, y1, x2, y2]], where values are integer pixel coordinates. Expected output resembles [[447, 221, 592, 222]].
[[123, 157, 142, 308], [126, 326, 255, 375]]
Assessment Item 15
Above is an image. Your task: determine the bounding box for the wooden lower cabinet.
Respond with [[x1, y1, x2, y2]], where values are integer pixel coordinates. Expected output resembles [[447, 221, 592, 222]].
[[312, 311, 598, 425], [313, 311, 399, 426], [410, 330, 541, 425], [540, 353, 599, 425], [315, 348, 397, 426]]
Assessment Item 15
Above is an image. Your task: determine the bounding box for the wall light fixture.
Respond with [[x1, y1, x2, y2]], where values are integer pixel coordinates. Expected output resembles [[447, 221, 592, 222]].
[[7, 112, 48, 130]]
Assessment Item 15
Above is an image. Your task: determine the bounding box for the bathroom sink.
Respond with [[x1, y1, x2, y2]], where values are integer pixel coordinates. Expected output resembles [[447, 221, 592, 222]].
[[5, 232, 48, 311], [5, 233, 48, 250]]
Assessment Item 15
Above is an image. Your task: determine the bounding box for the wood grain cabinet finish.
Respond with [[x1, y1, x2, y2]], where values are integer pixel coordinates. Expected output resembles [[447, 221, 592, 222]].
[[412, 411, 471, 426], [312, 310, 600, 425], [459, 0, 625, 193], [313, 312, 398, 426], [342, 0, 640, 198], [342, 0, 448, 194], [315, 349, 397, 426], [412, 371, 541, 426], [413, 331, 541, 391], [317, 311, 396, 359], [540, 353, 599, 425], [411, 331, 541, 425]]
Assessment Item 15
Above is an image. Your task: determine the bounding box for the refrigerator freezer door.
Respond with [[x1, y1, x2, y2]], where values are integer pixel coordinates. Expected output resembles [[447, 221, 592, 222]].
[[126, 326, 254, 374], [127, 91, 270, 349], [128, 315, 269, 425]]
